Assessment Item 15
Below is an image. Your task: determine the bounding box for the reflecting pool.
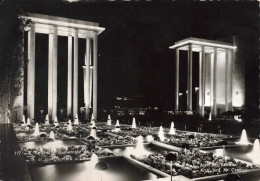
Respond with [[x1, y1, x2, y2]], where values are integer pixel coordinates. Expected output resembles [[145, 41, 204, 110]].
[[29, 157, 162, 181]]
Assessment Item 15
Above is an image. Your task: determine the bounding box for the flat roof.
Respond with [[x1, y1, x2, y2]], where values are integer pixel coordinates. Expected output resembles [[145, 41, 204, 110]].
[[21, 13, 105, 38], [169, 37, 236, 50]]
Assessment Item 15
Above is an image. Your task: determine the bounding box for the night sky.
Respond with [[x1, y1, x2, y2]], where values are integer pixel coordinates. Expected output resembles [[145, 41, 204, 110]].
[[0, 0, 259, 112]]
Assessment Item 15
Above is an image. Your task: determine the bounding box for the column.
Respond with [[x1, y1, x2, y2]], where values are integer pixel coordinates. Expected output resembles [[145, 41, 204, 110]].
[[89, 39, 93, 108], [48, 33, 53, 121], [225, 49, 229, 111], [52, 26, 58, 121], [83, 66, 87, 106], [73, 29, 78, 118], [90, 67, 93, 108], [67, 36, 72, 116], [93, 32, 98, 119], [174, 48, 179, 113], [27, 23, 35, 120], [212, 48, 217, 117], [84, 38, 91, 119], [187, 44, 193, 111], [228, 49, 233, 110], [199, 46, 205, 117]]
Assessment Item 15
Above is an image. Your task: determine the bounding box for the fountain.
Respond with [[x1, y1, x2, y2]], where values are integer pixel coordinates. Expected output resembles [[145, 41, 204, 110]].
[[146, 135, 154, 143], [237, 129, 250, 145], [26, 118, 31, 125], [33, 123, 40, 136], [107, 119, 112, 126], [132, 117, 137, 129], [252, 139, 260, 154], [49, 131, 55, 140], [115, 120, 120, 127], [45, 114, 49, 125], [158, 126, 165, 142], [248, 139, 260, 163], [89, 153, 99, 169], [91, 114, 95, 121], [90, 128, 97, 139], [67, 120, 73, 132], [74, 114, 79, 125], [133, 136, 146, 157], [22, 115, 26, 126], [114, 120, 120, 132], [168, 122, 176, 135], [90, 120, 96, 128], [208, 112, 212, 121], [54, 116, 59, 126], [107, 114, 112, 126]]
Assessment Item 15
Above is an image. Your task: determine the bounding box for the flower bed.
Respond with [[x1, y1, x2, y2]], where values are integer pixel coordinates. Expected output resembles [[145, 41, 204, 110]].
[[163, 132, 235, 148], [22, 145, 114, 166], [94, 122, 131, 130], [111, 126, 159, 137], [82, 135, 137, 147], [131, 149, 257, 179], [16, 131, 71, 142]]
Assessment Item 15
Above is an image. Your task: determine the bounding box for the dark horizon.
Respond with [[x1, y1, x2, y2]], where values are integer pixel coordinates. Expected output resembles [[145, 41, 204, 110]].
[[0, 0, 259, 112]]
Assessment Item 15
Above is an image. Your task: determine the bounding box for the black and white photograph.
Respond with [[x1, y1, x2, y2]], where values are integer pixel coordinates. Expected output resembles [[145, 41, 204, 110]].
[[0, 0, 259, 180]]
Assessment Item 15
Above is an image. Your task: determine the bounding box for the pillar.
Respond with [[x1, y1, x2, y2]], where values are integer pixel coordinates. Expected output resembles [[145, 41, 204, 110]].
[[195, 87, 199, 113], [73, 29, 78, 118], [27, 23, 35, 120], [84, 38, 91, 119], [93, 32, 98, 119], [228, 49, 233, 110], [67, 36, 72, 116], [199, 46, 205, 117], [225, 49, 229, 111], [90, 67, 93, 108], [187, 44, 193, 111], [52, 26, 58, 121], [175, 48, 179, 113], [212, 48, 217, 117], [48, 33, 53, 121], [89, 39, 93, 108]]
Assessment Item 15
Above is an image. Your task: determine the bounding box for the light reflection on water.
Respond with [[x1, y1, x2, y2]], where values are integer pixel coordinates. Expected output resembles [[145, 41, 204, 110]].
[[29, 157, 160, 181], [111, 143, 169, 157]]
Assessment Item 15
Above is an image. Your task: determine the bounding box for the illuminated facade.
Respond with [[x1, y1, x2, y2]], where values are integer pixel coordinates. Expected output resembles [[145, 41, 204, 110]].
[[16, 13, 105, 121], [170, 37, 244, 118]]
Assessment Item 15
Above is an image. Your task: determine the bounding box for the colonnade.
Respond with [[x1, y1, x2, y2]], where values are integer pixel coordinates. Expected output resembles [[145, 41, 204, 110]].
[[24, 13, 105, 121], [171, 38, 236, 117]]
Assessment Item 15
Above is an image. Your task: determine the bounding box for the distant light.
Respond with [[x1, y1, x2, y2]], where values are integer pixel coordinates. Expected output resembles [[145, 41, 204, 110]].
[[65, 0, 80, 3]]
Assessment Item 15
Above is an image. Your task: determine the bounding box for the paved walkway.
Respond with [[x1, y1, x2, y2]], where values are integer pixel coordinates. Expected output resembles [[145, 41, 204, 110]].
[[0, 124, 31, 181]]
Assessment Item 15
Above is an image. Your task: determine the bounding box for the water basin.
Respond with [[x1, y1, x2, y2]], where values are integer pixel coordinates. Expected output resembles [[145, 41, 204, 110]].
[[29, 156, 162, 181]]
